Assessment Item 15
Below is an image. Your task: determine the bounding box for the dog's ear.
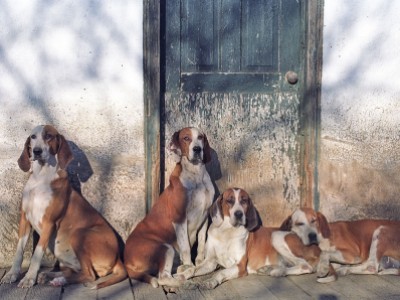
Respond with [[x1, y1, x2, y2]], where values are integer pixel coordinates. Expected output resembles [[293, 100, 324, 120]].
[[317, 211, 331, 238], [279, 215, 293, 231], [245, 198, 260, 231], [168, 131, 182, 162], [210, 194, 224, 227], [18, 137, 31, 172], [56, 135, 73, 170], [202, 133, 212, 164]]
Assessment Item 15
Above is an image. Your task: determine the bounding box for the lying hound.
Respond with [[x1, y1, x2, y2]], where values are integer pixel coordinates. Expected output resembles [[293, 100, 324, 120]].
[[1, 125, 126, 289], [124, 127, 214, 287], [177, 188, 321, 289], [280, 207, 400, 282]]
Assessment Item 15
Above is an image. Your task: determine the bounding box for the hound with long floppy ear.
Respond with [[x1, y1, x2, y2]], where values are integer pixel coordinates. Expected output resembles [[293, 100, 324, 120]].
[[176, 188, 259, 289], [281, 207, 400, 283], [124, 127, 215, 288], [210, 191, 259, 230], [18, 130, 72, 172], [2, 125, 126, 289], [169, 128, 212, 164], [177, 189, 325, 289]]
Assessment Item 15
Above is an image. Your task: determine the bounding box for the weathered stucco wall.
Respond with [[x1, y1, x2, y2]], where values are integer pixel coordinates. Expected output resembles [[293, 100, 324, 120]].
[[164, 92, 301, 226], [320, 1, 400, 221], [0, 1, 144, 267]]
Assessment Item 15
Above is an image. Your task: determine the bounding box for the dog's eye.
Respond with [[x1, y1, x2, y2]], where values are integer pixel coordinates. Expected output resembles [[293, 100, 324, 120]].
[[311, 219, 316, 224], [198, 135, 204, 141], [31, 134, 37, 139], [295, 222, 304, 226], [183, 136, 190, 142], [227, 198, 235, 205], [45, 133, 53, 140], [240, 199, 248, 205]]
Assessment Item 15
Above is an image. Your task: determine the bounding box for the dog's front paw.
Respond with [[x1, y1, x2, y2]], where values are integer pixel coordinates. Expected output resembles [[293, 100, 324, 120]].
[[199, 278, 219, 289], [176, 264, 194, 274], [18, 275, 36, 288], [1, 271, 19, 284], [175, 266, 195, 280], [317, 263, 331, 278]]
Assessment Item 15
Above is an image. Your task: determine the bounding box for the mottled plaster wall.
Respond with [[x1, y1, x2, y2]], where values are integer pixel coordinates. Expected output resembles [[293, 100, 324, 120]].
[[0, 1, 144, 267], [164, 92, 301, 226], [320, 1, 400, 221]]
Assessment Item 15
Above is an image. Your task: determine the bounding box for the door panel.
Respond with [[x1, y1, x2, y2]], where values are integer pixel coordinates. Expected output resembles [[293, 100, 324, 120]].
[[164, 0, 306, 225]]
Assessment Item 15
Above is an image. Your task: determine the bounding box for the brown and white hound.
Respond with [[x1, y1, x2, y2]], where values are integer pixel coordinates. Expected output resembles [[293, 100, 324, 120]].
[[1, 125, 126, 289], [280, 207, 400, 282], [177, 188, 321, 289], [124, 127, 214, 287]]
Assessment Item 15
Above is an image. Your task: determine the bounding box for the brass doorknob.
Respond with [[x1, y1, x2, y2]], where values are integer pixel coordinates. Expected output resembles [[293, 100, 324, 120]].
[[285, 71, 298, 85]]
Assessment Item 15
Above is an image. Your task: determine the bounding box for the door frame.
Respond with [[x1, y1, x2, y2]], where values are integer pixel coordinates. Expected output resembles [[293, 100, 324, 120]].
[[143, 0, 324, 212]]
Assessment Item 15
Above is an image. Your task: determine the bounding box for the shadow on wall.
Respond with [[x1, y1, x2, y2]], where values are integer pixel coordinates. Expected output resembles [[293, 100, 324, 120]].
[[66, 141, 93, 194], [1, 1, 143, 229], [320, 1, 400, 221], [205, 148, 222, 201]]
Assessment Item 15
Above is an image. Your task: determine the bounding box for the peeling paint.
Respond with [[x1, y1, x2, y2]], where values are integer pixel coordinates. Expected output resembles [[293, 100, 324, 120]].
[[164, 92, 300, 225]]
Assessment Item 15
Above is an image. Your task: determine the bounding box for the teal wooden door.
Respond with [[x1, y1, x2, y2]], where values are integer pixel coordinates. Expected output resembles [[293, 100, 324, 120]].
[[163, 0, 315, 225]]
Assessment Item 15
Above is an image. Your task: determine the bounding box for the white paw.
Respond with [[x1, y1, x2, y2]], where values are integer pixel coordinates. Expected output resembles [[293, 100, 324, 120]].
[[317, 263, 330, 278], [1, 271, 19, 284], [18, 275, 36, 288], [175, 266, 195, 280], [150, 278, 159, 288], [176, 264, 194, 274]]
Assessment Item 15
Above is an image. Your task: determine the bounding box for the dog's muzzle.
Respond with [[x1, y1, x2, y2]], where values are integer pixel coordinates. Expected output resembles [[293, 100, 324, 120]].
[[308, 232, 318, 245], [190, 146, 203, 164], [232, 210, 244, 226], [32, 147, 43, 160]]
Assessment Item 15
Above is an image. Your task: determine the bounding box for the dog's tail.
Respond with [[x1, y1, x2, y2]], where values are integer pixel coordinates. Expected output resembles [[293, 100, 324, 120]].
[[96, 259, 127, 289]]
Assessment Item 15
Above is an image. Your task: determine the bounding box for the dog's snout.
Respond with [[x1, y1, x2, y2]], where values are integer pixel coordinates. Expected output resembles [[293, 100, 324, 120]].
[[33, 147, 43, 156], [234, 210, 243, 220], [193, 146, 202, 154], [308, 232, 318, 244]]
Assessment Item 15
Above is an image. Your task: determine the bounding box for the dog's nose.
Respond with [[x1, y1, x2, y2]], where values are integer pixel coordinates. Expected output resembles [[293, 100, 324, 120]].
[[33, 147, 43, 156], [308, 232, 318, 244], [234, 210, 243, 219], [193, 146, 202, 154]]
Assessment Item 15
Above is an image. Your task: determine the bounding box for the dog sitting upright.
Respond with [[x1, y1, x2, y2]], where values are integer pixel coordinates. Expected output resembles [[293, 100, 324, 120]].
[[177, 188, 322, 289], [124, 127, 214, 287], [1, 125, 126, 288]]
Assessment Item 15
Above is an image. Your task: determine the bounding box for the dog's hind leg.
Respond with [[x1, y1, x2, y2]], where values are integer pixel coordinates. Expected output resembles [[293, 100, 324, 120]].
[[157, 244, 184, 287]]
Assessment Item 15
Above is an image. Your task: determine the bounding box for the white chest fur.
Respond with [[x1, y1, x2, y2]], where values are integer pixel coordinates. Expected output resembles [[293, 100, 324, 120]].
[[207, 219, 248, 268], [22, 162, 58, 234], [180, 158, 214, 245]]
